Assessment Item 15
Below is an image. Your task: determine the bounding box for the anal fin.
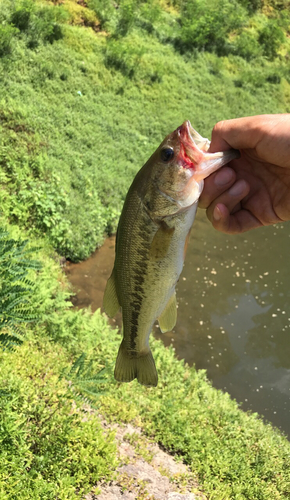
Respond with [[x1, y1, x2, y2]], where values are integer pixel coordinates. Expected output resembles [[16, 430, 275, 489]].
[[158, 292, 177, 333], [103, 271, 120, 317]]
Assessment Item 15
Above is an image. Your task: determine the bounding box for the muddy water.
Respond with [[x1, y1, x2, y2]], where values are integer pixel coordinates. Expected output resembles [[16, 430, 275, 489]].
[[65, 211, 290, 438]]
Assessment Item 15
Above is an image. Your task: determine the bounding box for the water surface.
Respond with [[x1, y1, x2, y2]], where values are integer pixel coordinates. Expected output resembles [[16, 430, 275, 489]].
[[65, 211, 290, 438]]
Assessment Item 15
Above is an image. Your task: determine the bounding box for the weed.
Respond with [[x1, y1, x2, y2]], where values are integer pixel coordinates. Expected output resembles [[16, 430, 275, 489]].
[[10, 0, 64, 48], [0, 338, 117, 499], [118, 472, 154, 499], [0, 24, 19, 57], [123, 431, 155, 462], [258, 18, 285, 59], [0, 227, 41, 349], [59, 352, 111, 407], [176, 0, 247, 55]]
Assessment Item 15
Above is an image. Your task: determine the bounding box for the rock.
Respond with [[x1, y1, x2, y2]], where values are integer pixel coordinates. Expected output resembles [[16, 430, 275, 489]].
[[168, 493, 198, 500], [91, 420, 205, 500]]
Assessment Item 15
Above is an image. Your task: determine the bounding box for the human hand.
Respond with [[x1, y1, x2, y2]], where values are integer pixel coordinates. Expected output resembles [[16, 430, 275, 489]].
[[199, 114, 290, 233]]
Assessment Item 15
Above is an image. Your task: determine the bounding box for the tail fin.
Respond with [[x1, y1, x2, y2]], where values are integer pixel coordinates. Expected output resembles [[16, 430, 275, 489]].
[[114, 340, 158, 387]]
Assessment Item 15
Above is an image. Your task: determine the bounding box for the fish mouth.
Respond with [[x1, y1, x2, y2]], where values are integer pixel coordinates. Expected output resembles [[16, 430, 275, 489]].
[[177, 120, 240, 180], [180, 120, 211, 151], [177, 120, 206, 170]]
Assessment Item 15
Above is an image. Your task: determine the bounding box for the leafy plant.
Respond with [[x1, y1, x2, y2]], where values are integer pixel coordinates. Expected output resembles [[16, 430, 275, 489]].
[[258, 19, 285, 59], [233, 30, 262, 60], [88, 0, 161, 35], [0, 228, 41, 350], [59, 352, 112, 407], [114, 0, 161, 37], [115, 0, 138, 37], [176, 0, 247, 55], [104, 37, 146, 78], [88, 0, 116, 30], [10, 0, 34, 32], [236, 0, 262, 12], [0, 24, 19, 57], [10, 0, 64, 48]]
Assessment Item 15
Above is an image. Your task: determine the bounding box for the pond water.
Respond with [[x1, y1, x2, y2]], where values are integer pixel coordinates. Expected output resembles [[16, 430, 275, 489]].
[[65, 210, 290, 438]]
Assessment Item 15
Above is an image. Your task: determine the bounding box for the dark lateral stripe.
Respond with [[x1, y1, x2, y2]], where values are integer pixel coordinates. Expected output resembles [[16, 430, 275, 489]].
[[128, 216, 153, 351], [131, 302, 141, 314], [132, 272, 145, 285], [131, 292, 142, 303]]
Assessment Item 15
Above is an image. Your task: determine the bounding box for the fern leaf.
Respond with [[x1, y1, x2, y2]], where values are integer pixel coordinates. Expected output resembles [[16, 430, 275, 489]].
[[60, 353, 112, 408], [0, 332, 23, 350]]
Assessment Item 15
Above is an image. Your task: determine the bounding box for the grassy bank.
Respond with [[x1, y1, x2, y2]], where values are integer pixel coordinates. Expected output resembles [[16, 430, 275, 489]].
[[0, 222, 290, 499], [0, 0, 289, 260], [1, 1, 290, 499]]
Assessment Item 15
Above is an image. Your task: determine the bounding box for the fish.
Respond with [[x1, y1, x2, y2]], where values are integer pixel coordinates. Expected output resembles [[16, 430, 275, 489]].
[[103, 121, 239, 387]]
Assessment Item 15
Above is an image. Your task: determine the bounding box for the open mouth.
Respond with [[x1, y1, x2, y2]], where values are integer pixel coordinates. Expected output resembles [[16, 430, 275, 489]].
[[177, 120, 204, 169], [176, 120, 240, 180]]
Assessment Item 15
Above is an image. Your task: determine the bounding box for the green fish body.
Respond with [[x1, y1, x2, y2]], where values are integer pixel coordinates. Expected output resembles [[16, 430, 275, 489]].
[[103, 121, 239, 386]]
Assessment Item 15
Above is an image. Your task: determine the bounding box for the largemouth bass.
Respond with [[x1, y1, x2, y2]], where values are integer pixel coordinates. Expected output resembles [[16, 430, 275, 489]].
[[103, 121, 239, 387]]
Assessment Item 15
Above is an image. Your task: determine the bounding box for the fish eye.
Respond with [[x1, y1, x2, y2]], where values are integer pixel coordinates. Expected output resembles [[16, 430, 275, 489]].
[[160, 147, 174, 163]]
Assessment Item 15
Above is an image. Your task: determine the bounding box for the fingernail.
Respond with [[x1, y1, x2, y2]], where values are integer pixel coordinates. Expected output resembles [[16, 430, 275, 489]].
[[228, 180, 245, 197], [215, 168, 234, 187], [213, 206, 221, 221]]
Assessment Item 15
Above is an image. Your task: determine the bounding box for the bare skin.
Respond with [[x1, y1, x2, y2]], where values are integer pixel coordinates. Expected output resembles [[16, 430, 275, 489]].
[[199, 114, 290, 233]]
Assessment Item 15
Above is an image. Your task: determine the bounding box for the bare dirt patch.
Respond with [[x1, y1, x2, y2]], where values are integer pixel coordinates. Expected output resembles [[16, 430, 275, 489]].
[[85, 421, 206, 500]]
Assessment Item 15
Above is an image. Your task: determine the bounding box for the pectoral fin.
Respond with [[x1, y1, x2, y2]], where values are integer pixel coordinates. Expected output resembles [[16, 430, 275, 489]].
[[149, 221, 175, 260], [158, 292, 177, 333], [103, 271, 120, 317]]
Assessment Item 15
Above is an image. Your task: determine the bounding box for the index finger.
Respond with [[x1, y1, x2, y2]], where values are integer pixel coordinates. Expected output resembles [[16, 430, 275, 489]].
[[209, 115, 272, 153]]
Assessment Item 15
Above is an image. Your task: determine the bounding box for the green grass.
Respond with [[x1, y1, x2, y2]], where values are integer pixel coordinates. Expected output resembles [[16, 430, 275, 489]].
[[0, 0, 289, 260], [0, 224, 118, 499], [0, 339, 117, 499]]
